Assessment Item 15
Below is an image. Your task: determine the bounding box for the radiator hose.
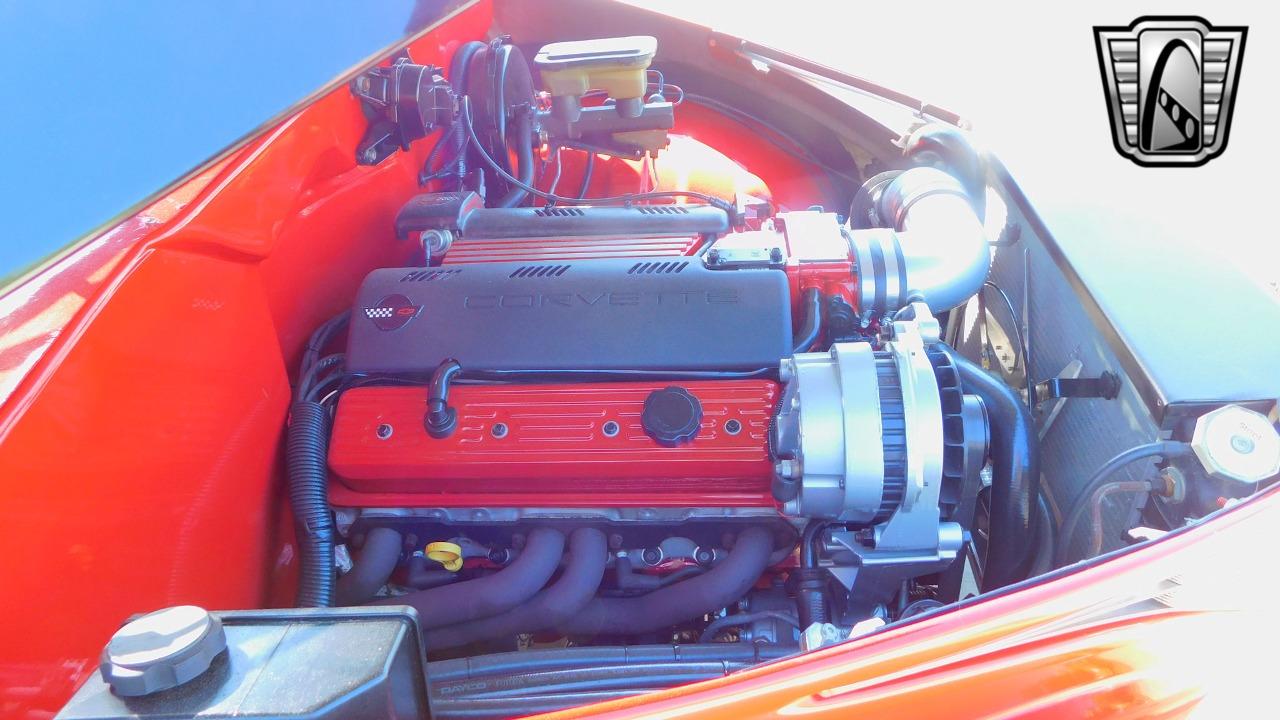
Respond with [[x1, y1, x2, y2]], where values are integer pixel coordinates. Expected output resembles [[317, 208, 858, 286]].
[[377, 527, 565, 629], [950, 351, 1041, 590], [425, 528, 608, 649], [286, 401, 336, 607], [558, 526, 773, 637]]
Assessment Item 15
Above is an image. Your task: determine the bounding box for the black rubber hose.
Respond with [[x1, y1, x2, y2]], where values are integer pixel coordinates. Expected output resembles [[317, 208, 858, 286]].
[[428, 645, 795, 720], [795, 521, 828, 628], [1028, 491, 1058, 577], [286, 401, 336, 607], [950, 350, 1040, 591], [558, 526, 773, 636], [424, 528, 607, 649], [792, 288, 823, 354], [335, 527, 402, 605], [447, 41, 485, 189], [298, 353, 344, 402], [429, 643, 791, 681], [1054, 441, 1191, 567], [406, 554, 458, 589], [301, 312, 348, 380], [376, 527, 565, 629], [498, 110, 535, 208], [576, 150, 595, 199], [800, 521, 824, 567], [698, 610, 799, 643], [425, 359, 462, 438]]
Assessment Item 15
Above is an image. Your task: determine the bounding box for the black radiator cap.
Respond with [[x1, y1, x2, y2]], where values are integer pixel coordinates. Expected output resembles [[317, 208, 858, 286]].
[[642, 386, 703, 447]]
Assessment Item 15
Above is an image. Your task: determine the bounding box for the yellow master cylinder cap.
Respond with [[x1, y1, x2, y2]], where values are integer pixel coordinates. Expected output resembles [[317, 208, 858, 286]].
[[425, 541, 464, 571], [535, 36, 658, 120]]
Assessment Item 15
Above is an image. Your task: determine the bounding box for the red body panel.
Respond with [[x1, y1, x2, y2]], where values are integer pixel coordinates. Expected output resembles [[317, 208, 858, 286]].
[[329, 380, 779, 507]]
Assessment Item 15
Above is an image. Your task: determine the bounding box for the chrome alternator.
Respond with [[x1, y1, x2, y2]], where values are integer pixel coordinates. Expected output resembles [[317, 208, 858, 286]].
[[771, 303, 986, 607]]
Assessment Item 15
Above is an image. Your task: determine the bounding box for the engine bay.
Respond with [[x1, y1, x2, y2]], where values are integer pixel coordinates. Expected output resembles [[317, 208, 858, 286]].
[[47, 24, 1280, 720], [291, 34, 1011, 653]]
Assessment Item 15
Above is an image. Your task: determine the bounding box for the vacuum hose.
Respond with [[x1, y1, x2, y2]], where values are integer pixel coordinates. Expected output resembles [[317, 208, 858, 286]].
[[286, 401, 336, 607], [557, 526, 773, 637], [792, 288, 823, 354], [377, 527, 565, 629], [425, 528, 608, 649], [950, 351, 1041, 590]]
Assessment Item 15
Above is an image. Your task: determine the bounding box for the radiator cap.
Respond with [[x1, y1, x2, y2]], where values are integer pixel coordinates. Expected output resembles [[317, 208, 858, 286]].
[[642, 386, 703, 447], [100, 605, 227, 697], [1191, 405, 1280, 484]]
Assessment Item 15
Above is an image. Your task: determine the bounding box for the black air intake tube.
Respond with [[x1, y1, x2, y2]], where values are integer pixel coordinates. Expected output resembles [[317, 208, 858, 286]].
[[286, 401, 336, 607], [446, 41, 486, 188], [336, 527, 403, 605], [376, 527, 565, 629], [498, 111, 535, 208], [425, 528, 608, 649], [950, 351, 1040, 589], [558, 526, 773, 637]]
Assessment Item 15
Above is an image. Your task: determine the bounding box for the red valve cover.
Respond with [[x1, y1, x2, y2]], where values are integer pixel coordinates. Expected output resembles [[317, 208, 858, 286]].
[[327, 380, 780, 508]]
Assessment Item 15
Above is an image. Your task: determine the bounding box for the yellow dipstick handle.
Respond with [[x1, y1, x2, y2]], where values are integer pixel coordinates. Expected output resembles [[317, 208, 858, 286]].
[[425, 542, 464, 572]]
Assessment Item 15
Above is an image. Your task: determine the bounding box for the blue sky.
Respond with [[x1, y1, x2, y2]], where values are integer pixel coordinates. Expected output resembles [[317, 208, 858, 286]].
[[0, 0, 418, 280]]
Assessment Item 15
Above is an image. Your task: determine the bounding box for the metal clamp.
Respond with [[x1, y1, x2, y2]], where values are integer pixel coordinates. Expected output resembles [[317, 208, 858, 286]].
[[1035, 371, 1120, 401]]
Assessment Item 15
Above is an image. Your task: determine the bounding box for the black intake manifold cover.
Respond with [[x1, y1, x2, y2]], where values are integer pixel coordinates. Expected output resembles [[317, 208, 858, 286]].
[[346, 258, 791, 375]]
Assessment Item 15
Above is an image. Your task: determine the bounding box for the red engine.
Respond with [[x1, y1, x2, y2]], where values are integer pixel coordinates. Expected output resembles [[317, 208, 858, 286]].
[[329, 380, 780, 508], [327, 206, 862, 511]]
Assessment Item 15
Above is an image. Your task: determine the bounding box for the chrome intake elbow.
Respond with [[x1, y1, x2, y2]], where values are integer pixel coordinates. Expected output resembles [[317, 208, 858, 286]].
[[849, 166, 990, 316]]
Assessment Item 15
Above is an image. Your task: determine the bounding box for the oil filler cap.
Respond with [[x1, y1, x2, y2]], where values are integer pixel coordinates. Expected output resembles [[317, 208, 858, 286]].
[[642, 386, 703, 447], [100, 605, 227, 697]]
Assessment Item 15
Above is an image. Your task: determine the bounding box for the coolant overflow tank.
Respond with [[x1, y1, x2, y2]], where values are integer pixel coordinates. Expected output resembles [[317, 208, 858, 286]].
[[58, 607, 429, 719]]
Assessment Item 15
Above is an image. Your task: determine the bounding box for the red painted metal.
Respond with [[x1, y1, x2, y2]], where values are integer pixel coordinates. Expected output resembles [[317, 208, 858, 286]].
[[535, 484, 1280, 720], [0, 5, 496, 716], [444, 234, 705, 263], [328, 380, 779, 507], [791, 260, 858, 315]]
